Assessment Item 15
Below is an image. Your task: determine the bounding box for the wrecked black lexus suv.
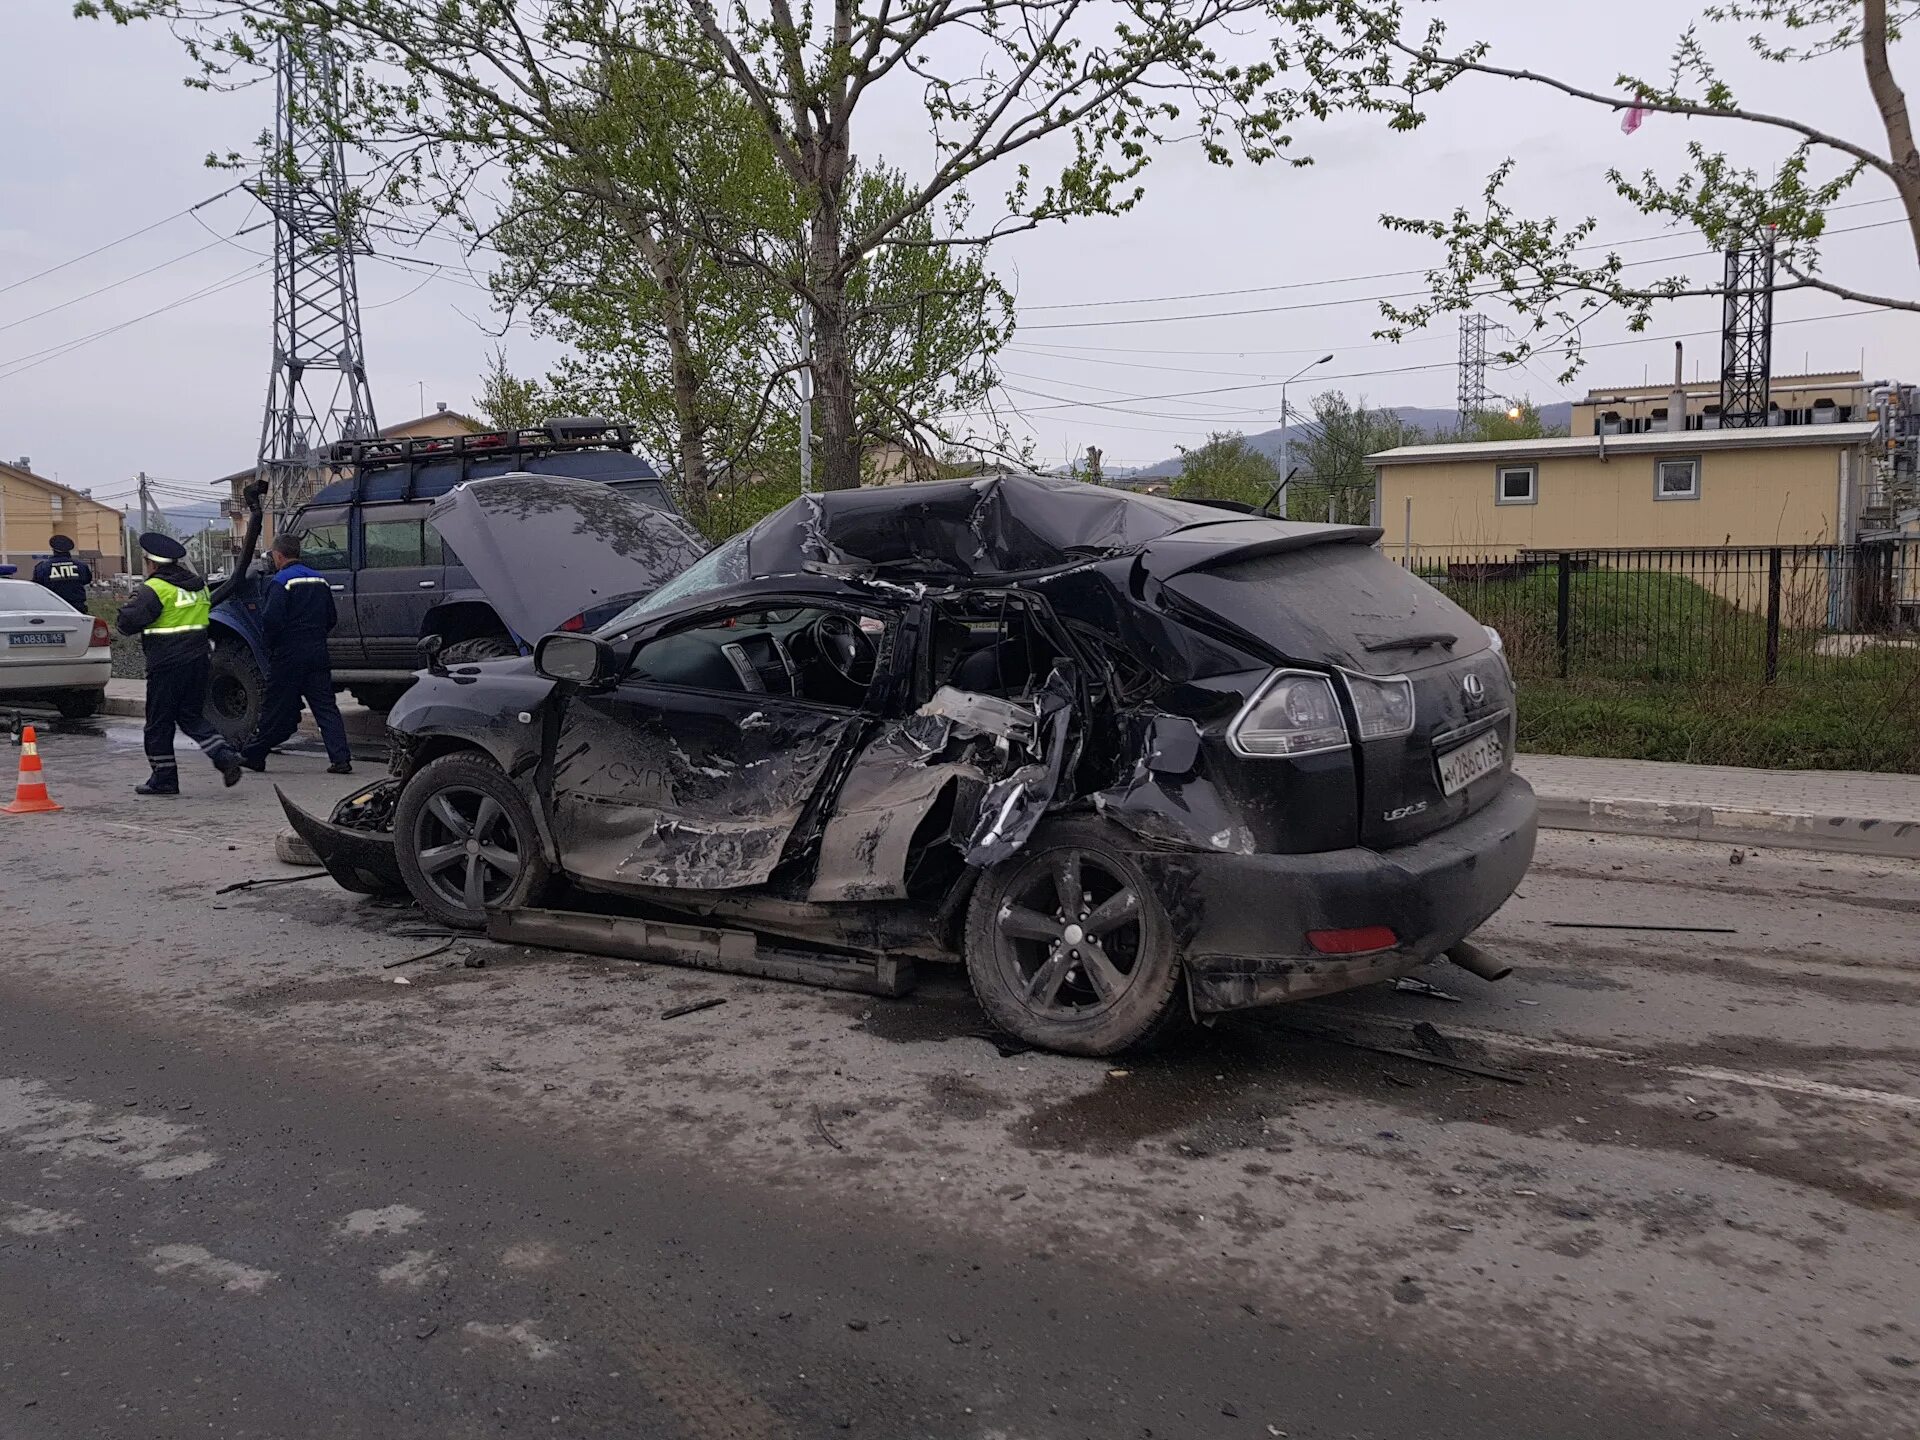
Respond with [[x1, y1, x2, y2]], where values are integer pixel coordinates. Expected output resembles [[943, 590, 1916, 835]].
[[286, 471, 1536, 1055]]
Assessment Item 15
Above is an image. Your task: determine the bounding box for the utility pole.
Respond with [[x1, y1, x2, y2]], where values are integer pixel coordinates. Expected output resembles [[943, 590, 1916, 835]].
[[255, 30, 378, 532], [138, 472, 153, 539], [1278, 354, 1333, 516]]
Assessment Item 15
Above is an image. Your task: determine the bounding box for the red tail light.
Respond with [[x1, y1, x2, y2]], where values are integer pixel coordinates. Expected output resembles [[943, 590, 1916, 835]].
[[89, 618, 112, 648], [558, 613, 586, 632], [1306, 926, 1399, 955]]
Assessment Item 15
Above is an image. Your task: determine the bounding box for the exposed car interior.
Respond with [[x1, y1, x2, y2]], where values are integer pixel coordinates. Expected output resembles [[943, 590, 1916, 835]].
[[627, 606, 885, 709], [927, 593, 1076, 699]]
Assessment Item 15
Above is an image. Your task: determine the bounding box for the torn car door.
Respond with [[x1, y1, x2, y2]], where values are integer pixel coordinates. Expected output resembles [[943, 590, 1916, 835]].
[[550, 686, 859, 891]]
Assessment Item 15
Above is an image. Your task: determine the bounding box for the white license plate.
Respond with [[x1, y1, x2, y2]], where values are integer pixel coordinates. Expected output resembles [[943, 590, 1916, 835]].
[[1437, 729, 1504, 796], [7, 632, 63, 647]]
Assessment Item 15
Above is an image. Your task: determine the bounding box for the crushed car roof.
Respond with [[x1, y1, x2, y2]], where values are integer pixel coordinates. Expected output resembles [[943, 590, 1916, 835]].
[[745, 473, 1379, 583]]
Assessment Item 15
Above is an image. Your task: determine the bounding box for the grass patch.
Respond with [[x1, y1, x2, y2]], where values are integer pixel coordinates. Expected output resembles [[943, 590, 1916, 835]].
[[1427, 565, 1920, 771]]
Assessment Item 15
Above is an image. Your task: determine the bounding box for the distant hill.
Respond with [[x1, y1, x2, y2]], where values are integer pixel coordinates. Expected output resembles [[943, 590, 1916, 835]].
[[1132, 402, 1575, 477]]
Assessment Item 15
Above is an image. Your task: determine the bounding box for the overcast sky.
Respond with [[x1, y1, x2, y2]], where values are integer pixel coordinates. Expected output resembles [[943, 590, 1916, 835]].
[[3, 0, 1916, 510]]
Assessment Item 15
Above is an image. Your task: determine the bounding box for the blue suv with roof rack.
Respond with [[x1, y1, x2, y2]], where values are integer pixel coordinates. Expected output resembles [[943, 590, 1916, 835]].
[[203, 417, 681, 745]]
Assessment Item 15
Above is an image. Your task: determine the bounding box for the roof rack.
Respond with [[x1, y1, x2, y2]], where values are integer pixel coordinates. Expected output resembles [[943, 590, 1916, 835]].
[[327, 417, 635, 471]]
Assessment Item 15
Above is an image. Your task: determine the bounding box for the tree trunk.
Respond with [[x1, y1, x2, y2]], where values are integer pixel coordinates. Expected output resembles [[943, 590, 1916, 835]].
[[1863, 0, 1920, 261], [628, 223, 711, 522], [806, 108, 862, 491]]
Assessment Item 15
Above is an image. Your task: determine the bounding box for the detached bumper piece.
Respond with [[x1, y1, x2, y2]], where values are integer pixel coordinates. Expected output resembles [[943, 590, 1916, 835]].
[[276, 782, 408, 897], [487, 906, 917, 999]]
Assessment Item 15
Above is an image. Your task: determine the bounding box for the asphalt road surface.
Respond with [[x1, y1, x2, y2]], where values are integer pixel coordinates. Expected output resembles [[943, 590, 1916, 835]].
[[2, 716, 1917, 1439]]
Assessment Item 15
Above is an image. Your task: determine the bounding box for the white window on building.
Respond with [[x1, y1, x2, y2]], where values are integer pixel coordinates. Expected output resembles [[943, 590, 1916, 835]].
[[1495, 464, 1538, 506], [1655, 457, 1701, 501]]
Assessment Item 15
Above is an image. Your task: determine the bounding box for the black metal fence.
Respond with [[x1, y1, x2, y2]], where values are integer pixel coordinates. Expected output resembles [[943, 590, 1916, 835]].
[[1393, 541, 1920, 686]]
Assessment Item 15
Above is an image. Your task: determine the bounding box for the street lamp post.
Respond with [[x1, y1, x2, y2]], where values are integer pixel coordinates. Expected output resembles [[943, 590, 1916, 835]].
[[1278, 354, 1333, 515]]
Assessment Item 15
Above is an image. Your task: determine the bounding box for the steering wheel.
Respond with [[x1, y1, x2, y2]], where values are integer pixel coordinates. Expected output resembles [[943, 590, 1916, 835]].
[[809, 612, 878, 685]]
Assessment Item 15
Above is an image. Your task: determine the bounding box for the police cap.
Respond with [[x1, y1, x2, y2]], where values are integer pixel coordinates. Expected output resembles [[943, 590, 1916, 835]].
[[140, 532, 188, 562], [49, 534, 75, 552]]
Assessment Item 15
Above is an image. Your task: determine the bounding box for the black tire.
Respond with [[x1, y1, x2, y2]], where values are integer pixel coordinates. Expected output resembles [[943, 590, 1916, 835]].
[[439, 634, 520, 664], [963, 816, 1185, 1057], [350, 681, 413, 712], [207, 635, 265, 746], [394, 753, 553, 930], [54, 689, 103, 719]]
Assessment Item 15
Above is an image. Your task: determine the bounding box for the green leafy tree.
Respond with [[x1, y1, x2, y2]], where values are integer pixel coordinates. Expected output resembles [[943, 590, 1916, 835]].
[[1286, 1, 1920, 377], [1173, 432, 1282, 506], [1292, 392, 1421, 523], [82, 1, 1358, 488], [1428, 399, 1569, 444], [474, 346, 548, 432]]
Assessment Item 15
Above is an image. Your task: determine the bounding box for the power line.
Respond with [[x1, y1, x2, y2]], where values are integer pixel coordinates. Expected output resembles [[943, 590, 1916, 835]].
[[0, 263, 267, 383], [0, 186, 242, 299], [0, 231, 266, 337], [1014, 200, 1907, 314], [985, 306, 1893, 421]]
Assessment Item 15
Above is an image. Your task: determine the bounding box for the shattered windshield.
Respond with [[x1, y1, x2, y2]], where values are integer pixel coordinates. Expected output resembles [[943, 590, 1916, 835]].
[[594, 533, 751, 636]]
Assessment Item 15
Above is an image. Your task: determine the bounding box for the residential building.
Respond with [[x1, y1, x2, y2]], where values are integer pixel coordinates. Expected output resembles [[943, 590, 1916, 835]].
[[1368, 423, 1879, 555], [0, 457, 129, 576]]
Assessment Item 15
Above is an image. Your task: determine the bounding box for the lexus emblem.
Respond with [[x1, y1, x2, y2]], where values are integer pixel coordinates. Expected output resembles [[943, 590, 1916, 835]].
[[1461, 673, 1486, 703]]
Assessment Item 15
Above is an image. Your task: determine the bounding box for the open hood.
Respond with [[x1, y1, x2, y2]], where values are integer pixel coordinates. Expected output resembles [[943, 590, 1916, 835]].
[[428, 473, 708, 642]]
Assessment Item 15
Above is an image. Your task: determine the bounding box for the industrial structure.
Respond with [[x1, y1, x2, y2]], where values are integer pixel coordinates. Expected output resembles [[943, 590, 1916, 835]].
[[253, 31, 378, 533]]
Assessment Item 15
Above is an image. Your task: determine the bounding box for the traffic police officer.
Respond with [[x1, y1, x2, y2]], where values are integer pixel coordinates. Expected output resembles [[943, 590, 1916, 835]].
[[240, 534, 352, 775], [116, 532, 244, 795], [32, 535, 92, 612]]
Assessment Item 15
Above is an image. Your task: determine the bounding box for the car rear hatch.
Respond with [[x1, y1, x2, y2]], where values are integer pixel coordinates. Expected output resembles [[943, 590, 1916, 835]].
[[1150, 527, 1516, 850]]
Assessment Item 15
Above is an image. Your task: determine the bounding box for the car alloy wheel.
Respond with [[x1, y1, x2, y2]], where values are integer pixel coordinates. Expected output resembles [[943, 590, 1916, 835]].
[[963, 817, 1183, 1056], [991, 848, 1145, 1019], [412, 784, 524, 915]]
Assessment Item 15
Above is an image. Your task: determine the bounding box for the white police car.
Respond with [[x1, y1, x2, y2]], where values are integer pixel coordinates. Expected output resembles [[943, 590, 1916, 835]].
[[0, 578, 113, 718]]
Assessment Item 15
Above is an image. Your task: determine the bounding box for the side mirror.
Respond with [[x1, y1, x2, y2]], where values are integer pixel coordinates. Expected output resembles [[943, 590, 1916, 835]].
[[534, 632, 618, 688], [419, 634, 449, 678]]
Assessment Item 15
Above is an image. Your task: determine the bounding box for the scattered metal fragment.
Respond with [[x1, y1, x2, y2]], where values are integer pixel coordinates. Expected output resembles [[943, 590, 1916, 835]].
[[385, 938, 453, 969], [1546, 922, 1737, 933], [213, 872, 332, 896], [1284, 1024, 1527, 1085], [1411, 1021, 1460, 1060], [812, 1105, 845, 1152], [1393, 976, 1461, 1002], [660, 996, 728, 1021]]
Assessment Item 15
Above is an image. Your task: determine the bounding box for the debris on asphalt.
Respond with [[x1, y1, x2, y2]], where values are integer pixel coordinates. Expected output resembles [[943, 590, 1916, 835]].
[[845, 1318, 868, 1331], [660, 996, 727, 1020], [1411, 1021, 1460, 1059], [462, 950, 487, 969], [1393, 975, 1461, 1002], [1284, 1024, 1528, 1085], [974, 1029, 1034, 1058], [1729, 849, 1744, 865], [214, 872, 333, 896], [385, 938, 453, 969], [1107, 1068, 1130, 1078], [391, 975, 412, 986], [1546, 922, 1737, 934], [414, 1324, 437, 1340], [812, 1104, 846, 1152]]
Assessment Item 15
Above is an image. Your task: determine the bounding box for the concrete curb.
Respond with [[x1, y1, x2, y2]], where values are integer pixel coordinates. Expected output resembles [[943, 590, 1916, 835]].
[[1534, 792, 1920, 861], [102, 695, 144, 719]]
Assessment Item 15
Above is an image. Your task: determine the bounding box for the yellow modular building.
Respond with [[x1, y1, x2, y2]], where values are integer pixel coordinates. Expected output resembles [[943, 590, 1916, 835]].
[[1367, 422, 1881, 556], [0, 458, 129, 575]]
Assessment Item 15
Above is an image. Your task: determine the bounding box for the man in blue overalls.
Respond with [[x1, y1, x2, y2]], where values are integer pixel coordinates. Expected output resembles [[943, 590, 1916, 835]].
[[32, 535, 92, 612], [116, 532, 245, 795], [240, 534, 352, 775]]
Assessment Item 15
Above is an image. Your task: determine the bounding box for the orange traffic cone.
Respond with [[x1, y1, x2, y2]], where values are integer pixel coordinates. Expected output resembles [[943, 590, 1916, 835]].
[[3, 726, 62, 814]]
